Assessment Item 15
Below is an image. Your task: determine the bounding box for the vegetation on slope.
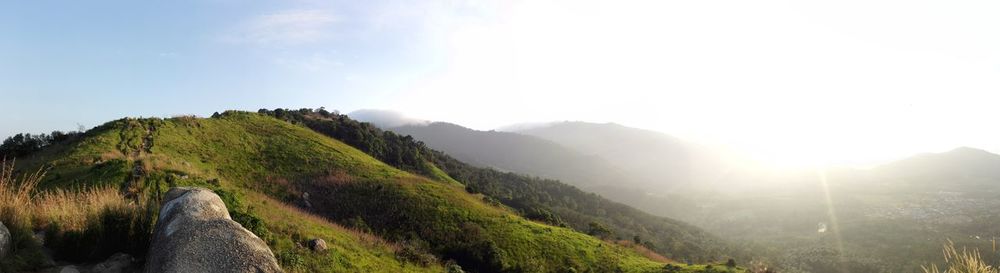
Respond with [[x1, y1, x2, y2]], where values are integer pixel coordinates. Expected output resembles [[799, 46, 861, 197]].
[[7, 111, 693, 273], [259, 108, 741, 263], [7, 116, 442, 273]]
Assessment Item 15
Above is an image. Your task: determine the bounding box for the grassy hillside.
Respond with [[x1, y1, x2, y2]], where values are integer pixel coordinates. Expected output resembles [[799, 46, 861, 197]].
[[8, 112, 719, 273], [262, 108, 741, 264], [10, 116, 441, 273]]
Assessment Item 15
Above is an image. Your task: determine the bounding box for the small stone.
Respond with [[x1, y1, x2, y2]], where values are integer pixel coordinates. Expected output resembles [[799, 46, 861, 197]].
[[300, 192, 313, 209], [308, 238, 328, 252], [91, 253, 135, 273], [0, 221, 10, 259]]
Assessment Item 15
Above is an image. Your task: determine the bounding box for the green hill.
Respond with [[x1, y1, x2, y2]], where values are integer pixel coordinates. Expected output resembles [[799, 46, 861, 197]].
[[262, 108, 740, 263], [8, 111, 726, 273]]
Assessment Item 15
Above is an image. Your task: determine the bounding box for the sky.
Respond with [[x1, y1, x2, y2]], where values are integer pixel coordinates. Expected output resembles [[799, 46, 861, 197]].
[[2, 0, 999, 167]]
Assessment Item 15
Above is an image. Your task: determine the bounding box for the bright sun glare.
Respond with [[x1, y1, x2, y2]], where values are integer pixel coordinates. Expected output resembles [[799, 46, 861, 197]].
[[391, 0, 1000, 168]]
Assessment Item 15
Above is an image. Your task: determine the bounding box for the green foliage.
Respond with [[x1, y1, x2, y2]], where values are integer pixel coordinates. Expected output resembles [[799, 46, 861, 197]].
[[0, 131, 82, 158], [346, 216, 372, 233], [397, 239, 438, 267], [589, 222, 612, 239], [276, 249, 307, 271]]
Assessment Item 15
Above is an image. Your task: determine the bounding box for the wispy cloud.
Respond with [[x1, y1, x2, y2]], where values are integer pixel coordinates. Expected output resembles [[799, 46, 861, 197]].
[[273, 52, 345, 72], [229, 9, 338, 46]]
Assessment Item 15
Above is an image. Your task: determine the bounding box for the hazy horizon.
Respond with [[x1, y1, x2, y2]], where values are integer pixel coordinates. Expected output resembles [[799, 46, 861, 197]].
[[4, 0, 1000, 167]]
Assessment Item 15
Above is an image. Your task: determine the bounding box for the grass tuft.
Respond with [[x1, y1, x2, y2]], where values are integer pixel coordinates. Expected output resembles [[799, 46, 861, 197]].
[[923, 240, 998, 273]]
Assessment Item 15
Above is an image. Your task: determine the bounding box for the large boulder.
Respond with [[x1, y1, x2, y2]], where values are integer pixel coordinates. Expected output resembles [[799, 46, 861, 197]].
[[144, 187, 282, 273], [0, 221, 10, 260]]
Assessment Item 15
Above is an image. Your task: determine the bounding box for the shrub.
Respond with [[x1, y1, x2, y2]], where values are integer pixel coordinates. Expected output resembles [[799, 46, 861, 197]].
[[276, 250, 306, 271], [397, 239, 438, 266], [662, 264, 682, 273], [587, 222, 612, 239]]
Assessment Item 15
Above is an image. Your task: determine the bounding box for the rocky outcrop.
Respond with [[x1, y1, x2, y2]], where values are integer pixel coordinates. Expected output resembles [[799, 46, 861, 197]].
[[0, 221, 10, 260], [307, 238, 327, 252], [144, 187, 282, 273]]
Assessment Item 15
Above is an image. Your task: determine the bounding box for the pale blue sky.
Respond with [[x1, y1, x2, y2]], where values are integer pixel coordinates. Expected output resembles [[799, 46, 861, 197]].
[[3, 0, 1000, 166], [1, 0, 455, 136]]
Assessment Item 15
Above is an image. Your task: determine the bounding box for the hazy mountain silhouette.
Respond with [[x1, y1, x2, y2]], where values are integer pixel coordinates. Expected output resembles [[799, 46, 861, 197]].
[[872, 146, 1000, 188], [347, 109, 428, 128], [390, 122, 625, 188], [513, 121, 733, 192]]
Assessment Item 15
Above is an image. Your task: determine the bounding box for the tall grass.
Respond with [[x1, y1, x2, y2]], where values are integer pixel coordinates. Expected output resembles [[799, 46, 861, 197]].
[[0, 159, 155, 270], [0, 159, 46, 232], [923, 241, 998, 273]]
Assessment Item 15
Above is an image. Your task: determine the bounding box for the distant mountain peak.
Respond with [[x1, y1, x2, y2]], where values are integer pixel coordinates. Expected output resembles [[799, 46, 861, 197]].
[[946, 146, 994, 155]]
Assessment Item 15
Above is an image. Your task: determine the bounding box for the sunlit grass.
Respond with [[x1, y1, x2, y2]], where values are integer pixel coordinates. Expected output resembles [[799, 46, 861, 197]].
[[923, 241, 998, 273], [0, 159, 155, 271]]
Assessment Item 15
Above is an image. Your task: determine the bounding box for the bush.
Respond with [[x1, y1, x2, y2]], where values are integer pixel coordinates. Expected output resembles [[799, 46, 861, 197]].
[[276, 250, 306, 271], [662, 264, 682, 273], [397, 239, 438, 266]]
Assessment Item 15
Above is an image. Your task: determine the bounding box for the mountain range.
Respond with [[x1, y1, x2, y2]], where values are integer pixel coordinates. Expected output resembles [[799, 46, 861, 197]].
[[351, 109, 1000, 273]]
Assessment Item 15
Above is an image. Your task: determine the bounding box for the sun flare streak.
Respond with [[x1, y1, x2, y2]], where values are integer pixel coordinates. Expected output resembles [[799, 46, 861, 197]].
[[819, 167, 849, 273]]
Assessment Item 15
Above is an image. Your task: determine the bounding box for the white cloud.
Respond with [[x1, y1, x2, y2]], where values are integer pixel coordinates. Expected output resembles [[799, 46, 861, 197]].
[[232, 9, 338, 46]]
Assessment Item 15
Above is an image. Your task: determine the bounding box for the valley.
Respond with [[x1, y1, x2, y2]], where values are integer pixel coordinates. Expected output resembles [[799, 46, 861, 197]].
[[351, 111, 1000, 273]]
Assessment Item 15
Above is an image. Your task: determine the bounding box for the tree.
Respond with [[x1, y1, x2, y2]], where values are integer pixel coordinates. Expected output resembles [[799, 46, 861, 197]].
[[588, 222, 612, 239], [726, 258, 736, 268], [633, 235, 642, 245]]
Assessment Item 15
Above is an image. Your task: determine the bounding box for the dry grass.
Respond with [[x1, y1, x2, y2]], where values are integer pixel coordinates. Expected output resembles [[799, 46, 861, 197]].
[[613, 240, 674, 263], [31, 187, 135, 232], [923, 240, 998, 273], [0, 159, 154, 265], [0, 158, 46, 231]]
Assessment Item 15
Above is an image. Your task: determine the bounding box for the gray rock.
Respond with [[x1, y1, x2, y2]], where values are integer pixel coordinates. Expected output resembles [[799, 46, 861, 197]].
[[58, 266, 80, 273], [144, 187, 283, 273], [300, 192, 312, 209], [33, 230, 46, 245], [91, 253, 135, 273], [307, 238, 327, 252], [0, 221, 10, 259]]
